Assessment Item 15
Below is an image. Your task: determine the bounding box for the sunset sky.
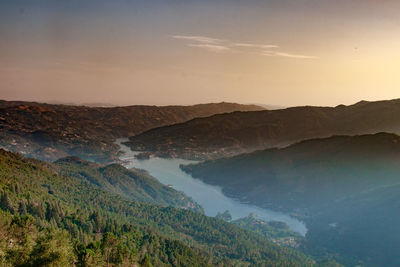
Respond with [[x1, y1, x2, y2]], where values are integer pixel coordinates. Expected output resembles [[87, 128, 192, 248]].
[[1, 0, 400, 107]]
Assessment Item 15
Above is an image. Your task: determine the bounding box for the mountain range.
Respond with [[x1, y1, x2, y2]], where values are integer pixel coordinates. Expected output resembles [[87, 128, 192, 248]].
[[3, 98, 400, 266], [0, 100, 262, 162], [126, 99, 400, 160]]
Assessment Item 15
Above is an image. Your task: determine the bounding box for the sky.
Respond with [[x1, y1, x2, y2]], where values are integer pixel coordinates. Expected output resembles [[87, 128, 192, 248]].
[[1, 0, 400, 107]]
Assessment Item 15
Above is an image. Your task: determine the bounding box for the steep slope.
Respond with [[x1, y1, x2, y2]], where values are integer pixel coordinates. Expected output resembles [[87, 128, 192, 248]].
[[182, 133, 400, 266], [0, 149, 317, 266], [0, 100, 263, 162], [182, 132, 400, 211], [231, 214, 304, 248], [126, 99, 400, 159], [305, 183, 400, 267], [54, 156, 203, 212]]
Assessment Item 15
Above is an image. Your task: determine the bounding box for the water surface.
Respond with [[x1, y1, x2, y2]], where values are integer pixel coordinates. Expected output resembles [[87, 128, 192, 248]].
[[117, 139, 307, 235]]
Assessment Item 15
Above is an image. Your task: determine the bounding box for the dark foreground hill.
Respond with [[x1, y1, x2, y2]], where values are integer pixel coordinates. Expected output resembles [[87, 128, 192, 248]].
[[0, 149, 322, 266], [0, 100, 262, 162], [126, 99, 400, 160], [182, 133, 400, 266]]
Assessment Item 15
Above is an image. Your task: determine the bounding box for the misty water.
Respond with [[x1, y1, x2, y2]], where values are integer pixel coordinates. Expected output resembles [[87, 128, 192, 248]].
[[117, 139, 307, 235]]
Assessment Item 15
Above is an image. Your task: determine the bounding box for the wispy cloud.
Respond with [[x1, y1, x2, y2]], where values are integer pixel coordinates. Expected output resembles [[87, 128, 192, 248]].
[[233, 43, 278, 49], [188, 44, 231, 53], [172, 35, 224, 44], [172, 34, 276, 54], [263, 51, 318, 59], [172, 34, 317, 59]]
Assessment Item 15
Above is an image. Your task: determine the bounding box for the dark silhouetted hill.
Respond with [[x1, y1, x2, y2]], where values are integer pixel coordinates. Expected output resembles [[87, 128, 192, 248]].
[[182, 132, 400, 266]]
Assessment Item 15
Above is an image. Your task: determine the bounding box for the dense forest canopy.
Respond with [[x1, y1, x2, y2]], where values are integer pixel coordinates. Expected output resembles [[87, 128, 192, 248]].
[[0, 149, 324, 266]]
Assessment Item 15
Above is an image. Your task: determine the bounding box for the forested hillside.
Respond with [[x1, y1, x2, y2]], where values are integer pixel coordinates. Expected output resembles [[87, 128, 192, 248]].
[[0, 100, 262, 162], [126, 99, 400, 160], [305, 183, 400, 266], [182, 133, 400, 266], [182, 133, 400, 211], [54, 156, 203, 212], [0, 149, 320, 266]]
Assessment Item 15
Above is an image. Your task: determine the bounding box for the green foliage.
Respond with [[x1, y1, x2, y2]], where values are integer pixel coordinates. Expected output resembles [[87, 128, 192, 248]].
[[54, 157, 203, 213], [28, 228, 76, 266], [215, 210, 232, 222], [232, 214, 304, 248], [1, 191, 14, 214], [0, 149, 316, 266]]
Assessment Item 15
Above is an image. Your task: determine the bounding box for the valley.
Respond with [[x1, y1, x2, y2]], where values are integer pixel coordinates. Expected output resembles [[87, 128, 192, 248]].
[[117, 139, 307, 235], [0, 148, 319, 266], [2, 99, 400, 266], [3, 1, 399, 265], [0, 100, 262, 162]]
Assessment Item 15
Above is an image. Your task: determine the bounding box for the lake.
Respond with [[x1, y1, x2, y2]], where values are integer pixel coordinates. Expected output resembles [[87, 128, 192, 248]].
[[117, 139, 307, 235]]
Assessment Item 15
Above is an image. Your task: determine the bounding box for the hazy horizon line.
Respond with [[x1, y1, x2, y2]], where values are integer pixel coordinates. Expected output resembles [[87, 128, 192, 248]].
[[1, 97, 399, 109]]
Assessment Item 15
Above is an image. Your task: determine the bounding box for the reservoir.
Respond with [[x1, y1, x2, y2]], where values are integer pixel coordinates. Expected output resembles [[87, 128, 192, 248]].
[[117, 139, 307, 235]]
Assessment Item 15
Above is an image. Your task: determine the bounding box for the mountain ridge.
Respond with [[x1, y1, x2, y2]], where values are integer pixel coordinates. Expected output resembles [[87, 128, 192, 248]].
[[53, 156, 203, 212], [181, 132, 400, 210], [125, 98, 400, 160], [0, 100, 263, 162], [181, 132, 400, 266]]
